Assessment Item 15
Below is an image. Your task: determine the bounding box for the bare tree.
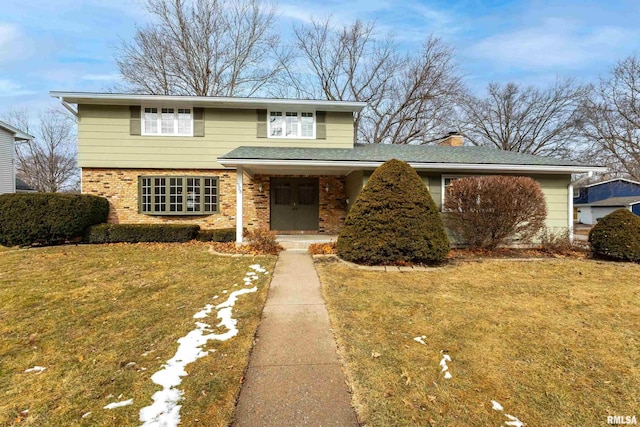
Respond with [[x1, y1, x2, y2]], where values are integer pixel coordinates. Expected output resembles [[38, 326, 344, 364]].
[[458, 78, 589, 157], [116, 0, 286, 96], [286, 18, 464, 144], [581, 55, 640, 180], [4, 108, 78, 193]]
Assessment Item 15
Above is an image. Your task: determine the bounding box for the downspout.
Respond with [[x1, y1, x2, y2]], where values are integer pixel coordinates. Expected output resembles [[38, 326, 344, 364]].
[[568, 182, 574, 242], [60, 100, 78, 117], [236, 167, 243, 244]]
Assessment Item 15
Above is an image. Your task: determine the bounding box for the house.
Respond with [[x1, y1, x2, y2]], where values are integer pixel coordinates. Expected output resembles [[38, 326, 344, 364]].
[[15, 177, 36, 193], [51, 92, 604, 243], [0, 120, 33, 195], [574, 178, 640, 224]]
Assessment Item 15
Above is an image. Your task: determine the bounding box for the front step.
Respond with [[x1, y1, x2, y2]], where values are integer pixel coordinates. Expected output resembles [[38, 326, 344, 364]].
[[276, 235, 337, 251]]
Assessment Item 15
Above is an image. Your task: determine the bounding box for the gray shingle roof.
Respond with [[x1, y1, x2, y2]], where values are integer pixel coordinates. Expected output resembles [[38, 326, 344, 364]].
[[220, 144, 590, 167], [575, 196, 640, 207]]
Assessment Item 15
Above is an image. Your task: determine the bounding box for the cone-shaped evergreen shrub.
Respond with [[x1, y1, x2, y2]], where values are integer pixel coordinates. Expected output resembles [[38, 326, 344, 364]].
[[589, 208, 640, 262], [337, 159, 449, 265]]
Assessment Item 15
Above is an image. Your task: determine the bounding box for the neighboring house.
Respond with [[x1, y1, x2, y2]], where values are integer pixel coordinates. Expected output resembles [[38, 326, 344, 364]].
[[15, 177, 36, 193], [51, 92, 603, 243], [0, 120, 33, 195], [574, 178, 640, 224]]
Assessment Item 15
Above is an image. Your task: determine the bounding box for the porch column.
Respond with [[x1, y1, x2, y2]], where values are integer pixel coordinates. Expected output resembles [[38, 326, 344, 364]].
[[568, 182, 574, 242], [236, 167, 243, 244]]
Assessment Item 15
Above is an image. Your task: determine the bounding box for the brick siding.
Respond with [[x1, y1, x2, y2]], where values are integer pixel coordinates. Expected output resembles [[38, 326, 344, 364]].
[[82, 168, 348, 233]]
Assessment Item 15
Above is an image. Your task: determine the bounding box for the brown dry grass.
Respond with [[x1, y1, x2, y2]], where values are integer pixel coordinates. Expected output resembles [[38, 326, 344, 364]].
[[317, 258, 640, 426], [0, 243, 275, 426]]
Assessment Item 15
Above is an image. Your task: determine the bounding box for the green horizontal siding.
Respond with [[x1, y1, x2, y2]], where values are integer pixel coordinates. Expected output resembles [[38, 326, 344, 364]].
[[77, 105, 355, 169]]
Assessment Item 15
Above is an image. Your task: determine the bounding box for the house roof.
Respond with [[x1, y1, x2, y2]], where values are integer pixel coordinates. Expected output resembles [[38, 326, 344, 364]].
[[575, 196, 640, 207], [50, 91, 367, 113], [0, 120, 33, 141], [583, 177, 640, 188], [219, 144, 604, 174]]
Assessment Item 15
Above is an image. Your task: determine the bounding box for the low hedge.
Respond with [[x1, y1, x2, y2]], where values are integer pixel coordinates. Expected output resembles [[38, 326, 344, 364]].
[[196, 228, 238, 242], [589, 209, 640, 262], [85, 223, 200, 243], [0, 193, 109, 247]]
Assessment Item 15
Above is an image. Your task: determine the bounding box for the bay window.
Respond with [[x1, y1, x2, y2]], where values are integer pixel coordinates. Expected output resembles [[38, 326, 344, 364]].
[[139, 176, 218, 215]]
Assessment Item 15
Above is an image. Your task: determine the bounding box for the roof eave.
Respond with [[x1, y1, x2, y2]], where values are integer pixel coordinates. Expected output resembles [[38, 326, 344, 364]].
[[218, 158, 606, 174], [0, 120, 34, 141], [49, 91, 367, 113]]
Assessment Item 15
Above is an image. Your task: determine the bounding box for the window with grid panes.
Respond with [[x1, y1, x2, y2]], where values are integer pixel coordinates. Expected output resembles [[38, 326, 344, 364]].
[[268, 110, 315, 138], [142, 106, 193, 136], [139, 176, 218, 215]]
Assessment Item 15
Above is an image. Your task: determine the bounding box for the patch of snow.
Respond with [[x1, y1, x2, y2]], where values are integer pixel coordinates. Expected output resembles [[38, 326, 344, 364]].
[[249, 264, 266, 273], [104, 399, 133, 409], [439, 354, 452, 378], [413, 335, 427, 345], [24, 366, 46, 373], [139, 264, 266, 427], [82, 412, 92, 418], [504, 413, 525, 427], [491, 401, 525, 427], [222, 290, 228, 294]]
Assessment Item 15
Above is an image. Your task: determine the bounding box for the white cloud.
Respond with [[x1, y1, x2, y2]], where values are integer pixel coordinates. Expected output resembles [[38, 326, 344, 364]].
[[0, 79, 35, 97], [0, 23, 23, 61], [81, 73, 121, 82], [466, 18, 634, 69]]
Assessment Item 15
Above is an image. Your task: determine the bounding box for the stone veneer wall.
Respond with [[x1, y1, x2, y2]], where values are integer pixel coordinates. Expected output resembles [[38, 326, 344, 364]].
[[82, 168, 347, 233]]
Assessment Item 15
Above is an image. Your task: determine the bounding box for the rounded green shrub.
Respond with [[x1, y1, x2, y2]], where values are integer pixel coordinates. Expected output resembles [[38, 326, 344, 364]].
[[337, 159, 449, 265], [0, 193, 109, 247], [589, 208, 640, 262]]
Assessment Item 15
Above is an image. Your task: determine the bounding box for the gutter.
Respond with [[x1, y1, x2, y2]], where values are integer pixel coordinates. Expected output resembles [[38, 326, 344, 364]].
[[217, 158, 607, 174], [49, 91, 367, 112]]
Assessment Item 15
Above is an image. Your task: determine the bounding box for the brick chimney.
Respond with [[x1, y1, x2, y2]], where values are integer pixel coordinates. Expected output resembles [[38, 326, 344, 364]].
[[439, 131, 463, 147]]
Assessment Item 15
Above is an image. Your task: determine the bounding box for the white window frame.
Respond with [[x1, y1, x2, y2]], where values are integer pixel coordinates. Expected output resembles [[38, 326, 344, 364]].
[[267, 109, 316, 139], [441, 174, 477, 210], [142, 105, 194, 137]]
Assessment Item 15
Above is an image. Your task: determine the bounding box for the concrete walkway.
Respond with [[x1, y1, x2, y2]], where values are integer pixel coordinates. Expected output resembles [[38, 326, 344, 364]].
[[233, 251, 359, 426]]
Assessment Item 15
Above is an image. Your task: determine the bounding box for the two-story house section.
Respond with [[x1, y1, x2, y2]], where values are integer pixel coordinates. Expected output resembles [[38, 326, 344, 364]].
[[51, 92, 604, 243], [0, 120, 33, 195]]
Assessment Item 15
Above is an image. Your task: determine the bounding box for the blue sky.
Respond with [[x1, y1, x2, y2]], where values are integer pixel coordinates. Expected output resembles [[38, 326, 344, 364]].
[[1, 0, 638, 116]]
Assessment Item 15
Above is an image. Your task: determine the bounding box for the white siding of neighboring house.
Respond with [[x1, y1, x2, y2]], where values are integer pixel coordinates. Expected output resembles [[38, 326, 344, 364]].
[[579, 206, 627, 225], [0, 127, 15, 195]]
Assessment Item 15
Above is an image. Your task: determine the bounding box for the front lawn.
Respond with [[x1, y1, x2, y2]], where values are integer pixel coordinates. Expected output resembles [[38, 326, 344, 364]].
[[317, 259, 640, 426], [0, 243, 274, 426]]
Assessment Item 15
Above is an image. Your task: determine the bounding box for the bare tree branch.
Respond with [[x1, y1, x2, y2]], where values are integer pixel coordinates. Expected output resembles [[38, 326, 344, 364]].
[[286, 17, 463, 144], [458, 78, 589, 157], [581, 55, 640, 180], [4, 107, 79, 193], [116, 0, 287, 96]]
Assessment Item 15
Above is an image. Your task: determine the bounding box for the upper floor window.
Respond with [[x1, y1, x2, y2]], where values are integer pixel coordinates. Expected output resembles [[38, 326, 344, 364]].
[[268, 110, 315, 139], [142, 107, 193, 136]]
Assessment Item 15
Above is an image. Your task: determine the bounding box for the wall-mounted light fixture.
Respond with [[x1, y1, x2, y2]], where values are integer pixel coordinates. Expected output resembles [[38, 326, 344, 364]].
[[346, 198, 350, 205], [258, 183, 264, 192], [325, 183, 330, 193]]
